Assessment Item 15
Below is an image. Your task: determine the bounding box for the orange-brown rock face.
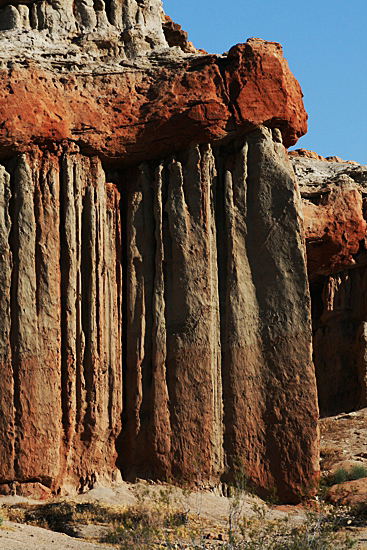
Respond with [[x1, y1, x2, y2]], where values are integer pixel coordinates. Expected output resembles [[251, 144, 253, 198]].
[[303, 186, 366, 279], [0, 39, 306, 164], [0, 1, 318, 503], [292, 152, 367, 281]]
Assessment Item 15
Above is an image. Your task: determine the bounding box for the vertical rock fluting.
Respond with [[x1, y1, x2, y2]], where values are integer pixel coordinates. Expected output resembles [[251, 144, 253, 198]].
[[0, 149, 123, 493], [11, 153, 61, 485], [122, 144, 224, 481], [59, 152, 123, 490], [121, 127, 319, 501], [312, 269, 367, 416], [0, 164, 13, 482], [0, 0, 167, 55], [0, 131, 319, 502]]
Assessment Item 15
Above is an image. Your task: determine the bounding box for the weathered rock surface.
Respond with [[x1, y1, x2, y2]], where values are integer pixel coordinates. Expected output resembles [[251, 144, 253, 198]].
[[0, 149, 123, 494], [118, 128, 318, 502], [0, 1, 319, 503], [291, 151, 367, 280], [162, 15, 197, 53], [291, 152, 367, 416], [0, 0, 167, 54], [326, 477, 367, 506], [0, 39, 306, 164], [319, 408, 367, 514]]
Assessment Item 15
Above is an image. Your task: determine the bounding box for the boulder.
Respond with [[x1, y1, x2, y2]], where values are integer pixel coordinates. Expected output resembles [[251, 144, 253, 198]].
[[327, 477, 367, 507]]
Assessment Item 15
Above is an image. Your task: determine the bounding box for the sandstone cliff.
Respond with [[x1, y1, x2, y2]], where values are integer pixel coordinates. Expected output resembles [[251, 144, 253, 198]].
[[291, 151, 367, 417], [0, 0, 319, 503]]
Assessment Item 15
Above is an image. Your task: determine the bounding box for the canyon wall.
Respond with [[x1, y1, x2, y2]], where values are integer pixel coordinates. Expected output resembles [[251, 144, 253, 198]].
[[0, 0, 319, 502]]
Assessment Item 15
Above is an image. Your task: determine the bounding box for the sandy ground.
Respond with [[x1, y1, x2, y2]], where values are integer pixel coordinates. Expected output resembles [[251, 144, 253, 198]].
[[0, 521, 118, 549], [320, 407, 367, 549], [320, 408, 367, 471], [0, 482, 305, 549]]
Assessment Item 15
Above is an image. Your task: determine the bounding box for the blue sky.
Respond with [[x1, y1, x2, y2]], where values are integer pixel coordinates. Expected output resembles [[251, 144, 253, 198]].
[[162, 1, 367, 164]]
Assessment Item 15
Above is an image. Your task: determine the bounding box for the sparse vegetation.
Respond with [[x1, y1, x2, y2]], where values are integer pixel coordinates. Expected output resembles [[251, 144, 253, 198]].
[[333, 467, 349, 485], [97, 471, 359, 549], [1, 473, 364, 549], [319, 445, 343, 471], [99, 493, 357, 549], [3, 500, 128, 531], [348, 464, 367, 480], [332, 464, 367, 486]]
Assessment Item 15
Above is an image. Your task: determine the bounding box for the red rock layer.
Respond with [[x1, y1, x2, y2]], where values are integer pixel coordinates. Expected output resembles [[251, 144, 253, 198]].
[[0, 39, 306, 165], [162, 15, 197, 53], [303, 187, 366, 279], [292, 152, 367, 416]]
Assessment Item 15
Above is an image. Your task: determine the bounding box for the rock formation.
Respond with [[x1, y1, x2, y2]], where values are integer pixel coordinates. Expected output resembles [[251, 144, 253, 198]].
[[291, 151, 367, 417], [0, 0, 319, 503]]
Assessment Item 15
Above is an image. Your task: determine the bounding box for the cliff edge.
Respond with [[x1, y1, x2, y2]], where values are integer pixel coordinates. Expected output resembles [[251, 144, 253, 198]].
[[0, 0, 318, 503]]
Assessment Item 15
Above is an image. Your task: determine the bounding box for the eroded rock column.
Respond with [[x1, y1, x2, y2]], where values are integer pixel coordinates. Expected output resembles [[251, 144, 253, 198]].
[[10, 153, 62, 486], [60, 152, 123, 490], [123, 145, 223, 481], [0, 149, 123, 494], [121, 128, 319, 501], [0, 165, 13, 482]]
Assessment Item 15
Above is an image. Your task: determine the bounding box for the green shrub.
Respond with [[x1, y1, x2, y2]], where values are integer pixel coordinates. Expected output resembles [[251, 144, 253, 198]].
[[333, 468, 348, 485], [348, 464, 367, 481], [332, 465, 367, 486]]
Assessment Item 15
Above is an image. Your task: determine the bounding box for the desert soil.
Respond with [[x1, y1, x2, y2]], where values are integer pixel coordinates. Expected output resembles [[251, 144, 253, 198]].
[[2, 408, 367, 549], [0, 521, 118, 549]]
